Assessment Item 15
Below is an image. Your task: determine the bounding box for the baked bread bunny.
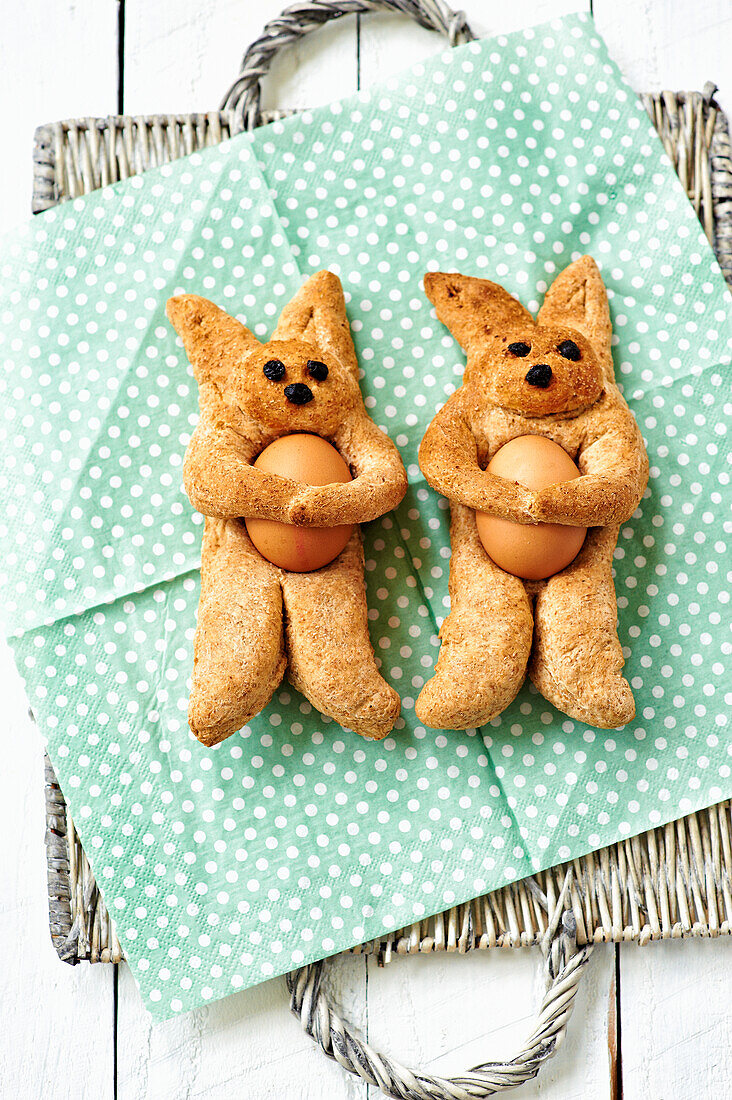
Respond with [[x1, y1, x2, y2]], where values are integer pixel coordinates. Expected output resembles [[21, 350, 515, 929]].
[[417, 256, 649, 730], [167, 271, 407, 746]]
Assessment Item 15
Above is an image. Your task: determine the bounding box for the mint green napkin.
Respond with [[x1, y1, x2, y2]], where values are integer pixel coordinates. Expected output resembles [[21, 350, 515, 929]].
[[1, 13, 730, 1020]]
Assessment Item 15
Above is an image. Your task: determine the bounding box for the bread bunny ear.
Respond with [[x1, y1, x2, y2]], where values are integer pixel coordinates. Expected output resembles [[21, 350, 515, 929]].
[[167, 295, 261, 388], [538, 256, 614, 382], [273, 270, 359, 378], [424, 271, 535, 352]]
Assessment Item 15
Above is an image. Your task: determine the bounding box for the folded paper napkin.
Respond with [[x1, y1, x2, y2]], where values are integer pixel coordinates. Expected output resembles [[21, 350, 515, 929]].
[[1, 13, 730, 1020]]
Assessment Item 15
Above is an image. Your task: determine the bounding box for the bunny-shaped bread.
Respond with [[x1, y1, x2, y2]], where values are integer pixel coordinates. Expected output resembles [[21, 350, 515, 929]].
[[167, 271, 407, 746], [417, 256, 649, 731]]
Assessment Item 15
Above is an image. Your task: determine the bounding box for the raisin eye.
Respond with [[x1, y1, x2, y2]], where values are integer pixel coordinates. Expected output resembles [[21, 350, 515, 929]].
[[508, 342, 531, 357], [263, 359, 286, 381], [307, 359, 328, 381], [557, 340, 581, 361]]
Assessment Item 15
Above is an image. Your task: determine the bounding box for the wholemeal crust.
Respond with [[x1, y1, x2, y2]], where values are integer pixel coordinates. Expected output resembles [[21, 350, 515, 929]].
[[281, 531, 400, 739], [530, 525, 634, 728], [188, 518, 286, 746], [416, 257, 649, 731], [414, 504, 533, 728], [424, 270, 534, 347], [168, 270, 407, 744], [537, 255, 615, 384]]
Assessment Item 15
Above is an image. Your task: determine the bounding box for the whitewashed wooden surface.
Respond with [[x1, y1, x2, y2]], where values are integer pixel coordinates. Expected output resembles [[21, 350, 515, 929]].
[[1, 2, 731, 1098]]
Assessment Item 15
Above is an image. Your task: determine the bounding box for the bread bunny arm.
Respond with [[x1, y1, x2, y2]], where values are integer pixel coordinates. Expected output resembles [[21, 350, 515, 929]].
[[418, 396, 535, 521], [183, 387, 305, 520], [533, 405, 649, 526], [183, 420, 306, 520], [287, 412, 408, 527]]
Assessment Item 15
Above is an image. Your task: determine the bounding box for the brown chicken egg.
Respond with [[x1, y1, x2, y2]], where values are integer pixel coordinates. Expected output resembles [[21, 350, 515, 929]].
[[475, 435, 587, 581], [245, 433, 353, 572]]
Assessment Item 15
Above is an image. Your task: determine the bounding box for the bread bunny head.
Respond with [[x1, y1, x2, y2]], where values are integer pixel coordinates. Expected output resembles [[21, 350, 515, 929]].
[[424, 258, 614, 417], [167, 277, 362, 437]]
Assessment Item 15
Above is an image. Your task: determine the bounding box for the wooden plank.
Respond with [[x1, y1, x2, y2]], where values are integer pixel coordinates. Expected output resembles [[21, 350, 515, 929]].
[[117, 7, 362, 1096], [353, 12, 610, 1095], [122, 0, 358, 115], [363, 945, 616, 1098], [608, 952, 621, 1100], [117, 954, 368, 1099], [356, 0, 589, 85], [619, 939, 732, 1099], [0, 0, 118, 232], [0, 4, 118, 1095], [356, 0, 730, 115], [603, 5, 732, 1094], [0, 640, 115, 1099], [594, 0, 731, 109]]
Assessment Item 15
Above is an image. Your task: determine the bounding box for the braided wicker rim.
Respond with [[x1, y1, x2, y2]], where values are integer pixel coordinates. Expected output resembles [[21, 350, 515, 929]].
[[30, 1, 732, 1094]]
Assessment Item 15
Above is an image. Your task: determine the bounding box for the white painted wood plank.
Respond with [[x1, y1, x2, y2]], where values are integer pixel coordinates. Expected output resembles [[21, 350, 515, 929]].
[[619, 939, 732, 1099], [356, 0, 589, 86], [117, 953, 368, 1099], [0, 0, 118, 233], [594, 0, 731, 111], [356, 0, 730, 116], [0, 639, 115, 1100], [119, 8, 362, 1096], [0, 3, 118, 1095], [356, 13, 731, 1100], [363, 946, 615, 1098], [122, 0, 358, 116]]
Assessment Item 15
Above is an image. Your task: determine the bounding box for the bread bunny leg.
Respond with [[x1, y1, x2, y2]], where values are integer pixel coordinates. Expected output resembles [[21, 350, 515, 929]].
[[415, 504, 533, 730], [530, 525, 635, 728], [188, 519, 286, 746], [280, 531, 400, 740]]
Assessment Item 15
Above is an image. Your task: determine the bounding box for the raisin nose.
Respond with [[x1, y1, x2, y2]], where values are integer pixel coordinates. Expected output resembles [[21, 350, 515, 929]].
[[525, 364, 553, 388], [284, 382, 314, 405]]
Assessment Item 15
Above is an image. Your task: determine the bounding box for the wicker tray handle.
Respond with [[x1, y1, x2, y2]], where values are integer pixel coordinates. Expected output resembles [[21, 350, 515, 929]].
[[221, 3, 594, 1092], [220, 0, 475, 131], [288, 871, 593, 1097]]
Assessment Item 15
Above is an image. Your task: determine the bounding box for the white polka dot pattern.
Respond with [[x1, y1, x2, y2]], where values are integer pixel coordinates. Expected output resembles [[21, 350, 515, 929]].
[[0, 14, 731, 1019]]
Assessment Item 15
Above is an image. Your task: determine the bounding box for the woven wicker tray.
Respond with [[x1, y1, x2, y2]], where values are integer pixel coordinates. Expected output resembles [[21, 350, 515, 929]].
[[32, 3, 732, 974]]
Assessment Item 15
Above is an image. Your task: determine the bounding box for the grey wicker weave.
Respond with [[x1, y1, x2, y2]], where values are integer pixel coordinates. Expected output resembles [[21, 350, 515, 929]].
[[31, 1, 732, 1095]]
